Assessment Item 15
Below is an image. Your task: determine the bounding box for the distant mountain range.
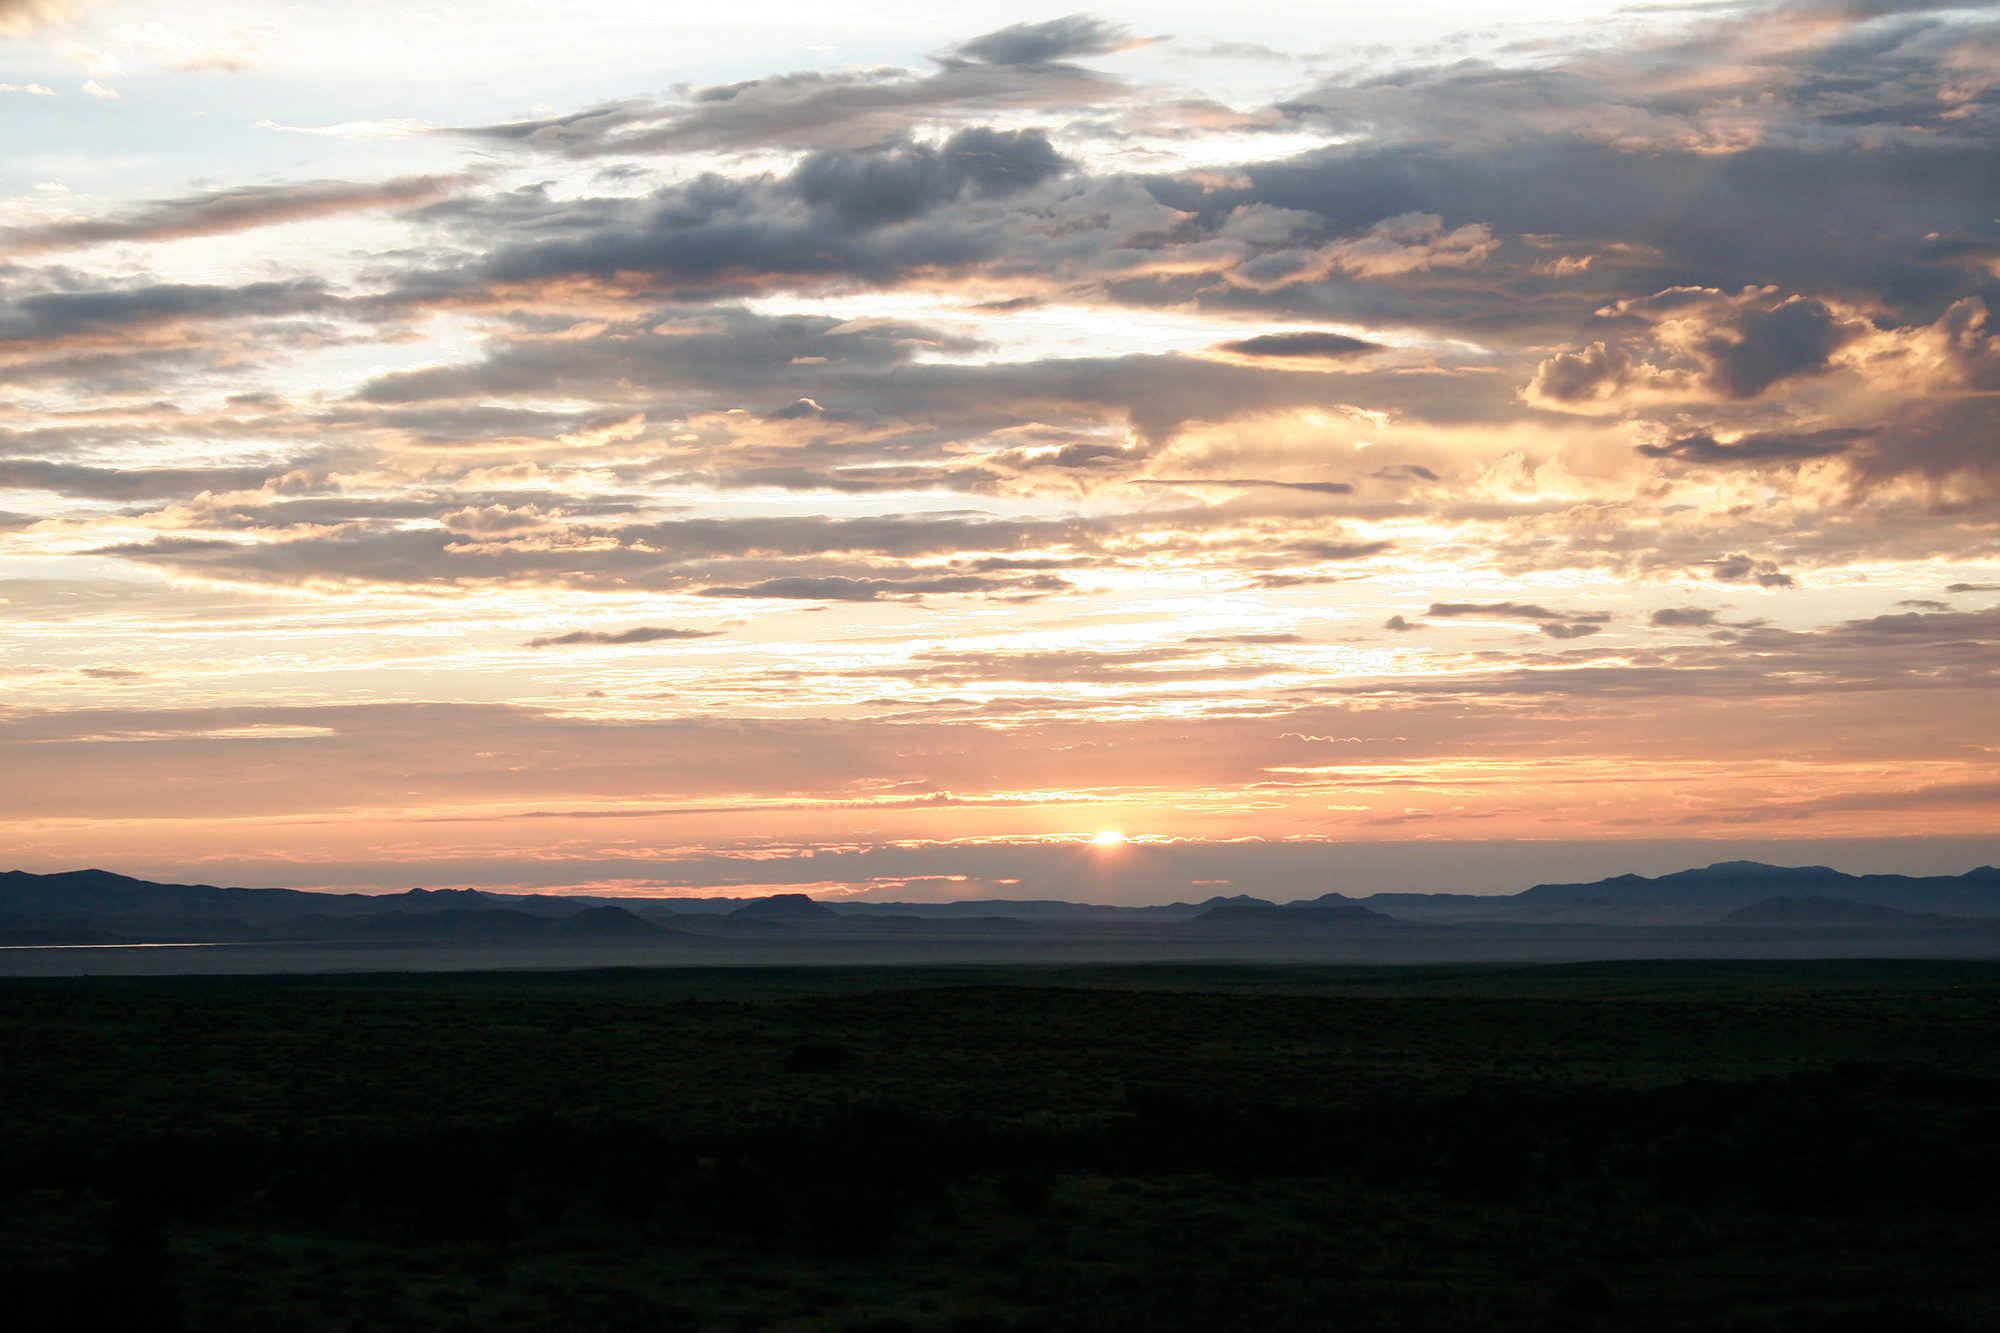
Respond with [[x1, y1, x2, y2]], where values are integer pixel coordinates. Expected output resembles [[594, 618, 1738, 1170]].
[[3, 861, 1999, 948]]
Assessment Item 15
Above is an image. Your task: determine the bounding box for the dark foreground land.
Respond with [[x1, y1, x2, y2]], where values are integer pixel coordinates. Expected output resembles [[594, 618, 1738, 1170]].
[[5, 960, 1999, 1333]]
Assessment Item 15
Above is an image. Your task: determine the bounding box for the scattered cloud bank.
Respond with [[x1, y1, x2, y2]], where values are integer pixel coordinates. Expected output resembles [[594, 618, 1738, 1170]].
[[2, 3, 1998, 883]]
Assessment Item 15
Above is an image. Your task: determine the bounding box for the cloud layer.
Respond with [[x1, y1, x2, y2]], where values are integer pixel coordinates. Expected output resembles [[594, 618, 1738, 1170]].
[[2, 3, 1997, 894]]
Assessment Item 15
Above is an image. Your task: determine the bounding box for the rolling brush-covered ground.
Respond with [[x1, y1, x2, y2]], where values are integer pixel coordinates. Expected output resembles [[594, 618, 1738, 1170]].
[[3, 960, 1998, 1332]]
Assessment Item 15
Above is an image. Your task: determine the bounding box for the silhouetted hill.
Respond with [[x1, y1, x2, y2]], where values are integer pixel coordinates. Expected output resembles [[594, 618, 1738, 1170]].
[[1191, 901, 1399, 929], [0, 915, 129, 946], [1328, 892, 1511, 921], [304, 909, 558, 942], [728, 893, 840, 921], [6, 861, 2000, 956], [1718, 897, 1994, 929], [553, 905, 689, 940], [0, 869, 542, 923], [0, 868, 326, 921], [1517, 862, 2000, 916], [288, 906, 698, 944]]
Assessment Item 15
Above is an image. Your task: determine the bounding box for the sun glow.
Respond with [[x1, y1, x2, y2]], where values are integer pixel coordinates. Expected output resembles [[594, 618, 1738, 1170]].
[[1092, 830, 1129, 846]]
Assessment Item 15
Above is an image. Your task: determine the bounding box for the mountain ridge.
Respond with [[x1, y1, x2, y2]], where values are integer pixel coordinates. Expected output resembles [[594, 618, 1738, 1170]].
[[5, 861, 1999, 948]]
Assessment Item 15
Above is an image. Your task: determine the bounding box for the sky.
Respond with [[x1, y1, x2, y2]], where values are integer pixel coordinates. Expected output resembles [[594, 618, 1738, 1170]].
[[2, 0, 1998, 902]]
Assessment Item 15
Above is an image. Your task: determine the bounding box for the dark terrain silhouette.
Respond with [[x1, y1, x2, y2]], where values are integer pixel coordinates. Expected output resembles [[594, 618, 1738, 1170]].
[[5, 865, 2000, 971], [3, 960, 1997, 1331]]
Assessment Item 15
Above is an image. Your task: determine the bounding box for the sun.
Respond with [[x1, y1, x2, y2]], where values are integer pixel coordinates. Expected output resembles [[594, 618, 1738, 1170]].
[[1091, 830, 1128, 846]]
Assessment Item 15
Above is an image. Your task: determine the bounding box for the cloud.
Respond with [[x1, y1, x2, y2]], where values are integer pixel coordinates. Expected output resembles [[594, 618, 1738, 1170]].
[[92, 506, 1110, 596], [1337, 606, 2000, 703], [1524, 341, 1637, 407], [256, 118, 438, 140], [1636, 427, 1872, 465], [1215, 331, 1382, 359], [395, 131, 1076, 306], [453, 18, 1130, 158], [0, 278, 336, 343], [109, 21, 266, 73], [1706, 553, 1795, 587], [880, 645, 1277, 685], [526, 626, 722, 647], [944, 15, 1137, 67], [696, 573, 1072, 602], [347, 302, 1449, 450], [1426, 602, 1576, 621], [9, 7, 2000, 866], [1528, 289, 1873, 409], [0, 176, 464, 257], [1137, 477, 1354, 494], [0, 459, 290, 500], [1186, 632, 1306, 645], [0, 0, 84, 37], [787, 127, 1066, 225], [1424, 602, 1610, 639], [1695, 295, 1866, 400]]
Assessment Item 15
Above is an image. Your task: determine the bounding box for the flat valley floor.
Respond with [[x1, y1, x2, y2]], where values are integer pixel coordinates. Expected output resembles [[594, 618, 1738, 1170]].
[[5, 960, 1998, 1331], [6, 920, 2000, 977]]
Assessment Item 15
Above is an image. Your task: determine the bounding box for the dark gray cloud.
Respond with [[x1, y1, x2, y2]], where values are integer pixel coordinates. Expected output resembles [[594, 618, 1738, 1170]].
[[453, 19, 1127, 158], [354, 304, 1486, 447], [1337, 606, 2000, 702], [1216, 331, 1382, 359], [1530, 289, 1878, 408], [945, 15, 1134, 67], [1650, 607, 1718, 627], [84, 486, 1403, 598], [0, 176, 462, 257], [526, 626, 721, 647], [396, 131, 1073, 307], [1278, 538, 1391, 562], [697, 572, 1072, 602], [1137, 477, 1354, 494], [0, 459, 292, 500], [1141, 7, 2000, 354], [1427, 602, 1585, 621], [93, 510, 1107, 593], [1842, 394, 2000, 495], [0, 277, 340, 344], [355, 309, 960, 404], [1638, 427, 1873, 465], [788, 127, 1067, 226], [290, 6, 2000, 518], [1707, 553, 1795, 587], [1698, 297, 1866, 399], [1916, 230, 2000, 267], [249, 6, 1986, 531]]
